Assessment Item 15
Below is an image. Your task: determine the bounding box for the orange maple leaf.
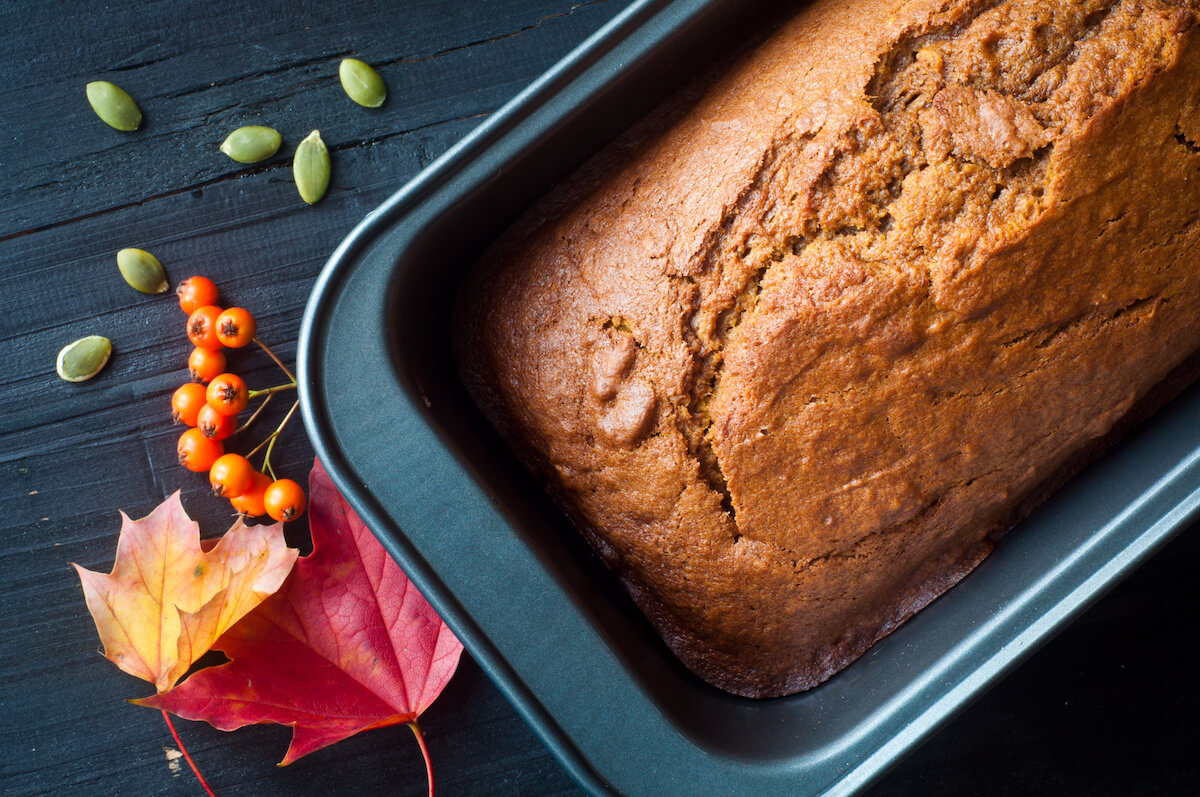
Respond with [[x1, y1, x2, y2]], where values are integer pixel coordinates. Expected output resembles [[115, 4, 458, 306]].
[[73, 491, 298, 693]]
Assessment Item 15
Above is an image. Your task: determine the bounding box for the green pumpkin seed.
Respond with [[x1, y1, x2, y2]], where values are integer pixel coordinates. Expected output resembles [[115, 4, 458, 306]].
[[116, 248, 168, 294], [293, 130, 331, 205], [339, 58, 387, 108], [56, 336, 112, 382], [86, 81, 142, 131], [219, 125, 282, 163]]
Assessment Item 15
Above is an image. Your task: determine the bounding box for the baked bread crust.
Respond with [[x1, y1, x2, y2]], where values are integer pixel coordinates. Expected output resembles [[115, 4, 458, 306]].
[[458, 0, 1200, 697]]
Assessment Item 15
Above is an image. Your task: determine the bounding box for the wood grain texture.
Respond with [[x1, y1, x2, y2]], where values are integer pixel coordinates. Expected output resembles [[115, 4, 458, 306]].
[[0, 0, 615, 239], [1, 2, 616, 794], [0, 0, 1196, 795]]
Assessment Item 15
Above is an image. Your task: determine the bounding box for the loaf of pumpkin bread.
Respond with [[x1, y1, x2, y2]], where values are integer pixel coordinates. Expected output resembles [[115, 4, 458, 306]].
[[457, 0, 1200, 697]]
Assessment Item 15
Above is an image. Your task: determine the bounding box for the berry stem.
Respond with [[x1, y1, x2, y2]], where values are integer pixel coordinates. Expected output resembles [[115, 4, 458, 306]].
[[253, 337, 296, 383], [262, 434, 279, 481], [235, 392, 273, 435], [408, 720, 435, 797], [161, 709, 217, 797], [246, 399, 300, 478], [247, 383, 297, 399]]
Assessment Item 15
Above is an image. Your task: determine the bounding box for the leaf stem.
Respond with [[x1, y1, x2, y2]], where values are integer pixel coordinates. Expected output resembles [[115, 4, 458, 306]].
[[161, 709, 217, 797], [408, 721, 434, 797], [253, 337, 296, 383]]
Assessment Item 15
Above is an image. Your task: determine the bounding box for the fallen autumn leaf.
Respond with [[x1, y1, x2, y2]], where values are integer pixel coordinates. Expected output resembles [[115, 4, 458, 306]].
[[139, 459, 464, 772], [73, 492, 298, 692]]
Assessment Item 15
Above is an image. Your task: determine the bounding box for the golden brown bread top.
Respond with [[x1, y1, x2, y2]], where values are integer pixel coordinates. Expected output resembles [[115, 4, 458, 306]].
[[458, 0, 1200, 696]]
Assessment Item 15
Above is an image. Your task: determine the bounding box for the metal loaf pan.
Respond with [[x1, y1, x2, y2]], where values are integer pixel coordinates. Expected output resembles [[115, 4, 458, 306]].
[[297, 1, 1200, 794]]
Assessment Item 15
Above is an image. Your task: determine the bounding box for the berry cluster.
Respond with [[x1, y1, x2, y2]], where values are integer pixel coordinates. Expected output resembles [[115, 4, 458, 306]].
[[170, 276, 306, 522]]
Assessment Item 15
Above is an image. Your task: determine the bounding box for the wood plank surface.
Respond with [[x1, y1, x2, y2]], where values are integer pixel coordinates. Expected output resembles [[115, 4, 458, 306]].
[[0, 1, 1196, 795]]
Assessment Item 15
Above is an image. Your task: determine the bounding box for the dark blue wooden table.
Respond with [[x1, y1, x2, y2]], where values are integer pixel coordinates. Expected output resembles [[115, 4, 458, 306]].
[[2, 1, 1196, 794]]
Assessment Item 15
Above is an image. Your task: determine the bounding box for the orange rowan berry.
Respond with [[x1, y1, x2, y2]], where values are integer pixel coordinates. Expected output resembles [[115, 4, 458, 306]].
[[187, 305, 224, 351], [206, 373, 248, 416], [171, 383, 208, 426], [230, 471, 272, 516], [177, 276, 219, 315], [188, 346, 226, 383], [177, 428, 223, 472], [215, 307, 256, 348], [196, 403, 237, 440], [209, 453, 255, 498], [264, 479, 306, 522]]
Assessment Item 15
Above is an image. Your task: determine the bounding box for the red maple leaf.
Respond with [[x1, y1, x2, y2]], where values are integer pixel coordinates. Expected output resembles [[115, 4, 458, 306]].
[[138, 459, 463, 779]]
